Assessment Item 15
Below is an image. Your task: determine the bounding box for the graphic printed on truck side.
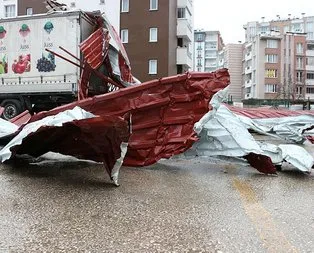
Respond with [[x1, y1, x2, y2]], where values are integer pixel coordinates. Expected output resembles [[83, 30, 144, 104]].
[[37, 21, 56, 73], [0, 25, 8, 74]]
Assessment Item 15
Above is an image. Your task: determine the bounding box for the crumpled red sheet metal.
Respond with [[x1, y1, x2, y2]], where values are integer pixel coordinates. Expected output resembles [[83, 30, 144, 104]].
[[79, 28, 110, 70], [8, 115, 130, 178], [29, 69, 230, 166], [227, 104, 314, 119], [244, 153, 277, 174]]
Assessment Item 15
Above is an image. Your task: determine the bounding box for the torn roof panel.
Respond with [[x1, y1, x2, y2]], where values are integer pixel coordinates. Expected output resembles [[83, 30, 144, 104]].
[[28, 69, 230, 166], [0, 107, 130, 182], [227, 105, 314, 119]]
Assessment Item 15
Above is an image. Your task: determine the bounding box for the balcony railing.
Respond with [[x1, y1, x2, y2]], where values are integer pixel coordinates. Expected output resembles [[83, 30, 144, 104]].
[[176, 47, 192, 67]]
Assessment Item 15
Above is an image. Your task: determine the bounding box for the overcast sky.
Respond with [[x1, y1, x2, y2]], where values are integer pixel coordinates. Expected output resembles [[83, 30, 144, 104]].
[[194, 0, 313, 44]]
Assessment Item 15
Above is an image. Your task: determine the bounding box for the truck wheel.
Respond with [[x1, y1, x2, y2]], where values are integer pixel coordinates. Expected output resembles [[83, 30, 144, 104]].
[[1, 99, 23, 120]]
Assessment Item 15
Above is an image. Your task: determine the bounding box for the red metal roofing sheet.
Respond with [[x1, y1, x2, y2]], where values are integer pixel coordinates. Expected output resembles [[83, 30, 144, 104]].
[[30, 69, 230, 166]]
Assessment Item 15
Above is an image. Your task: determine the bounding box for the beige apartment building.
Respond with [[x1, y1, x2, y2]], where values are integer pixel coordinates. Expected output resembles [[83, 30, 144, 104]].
[[223, 44, 243, 102], [243, 16, 314, 102]]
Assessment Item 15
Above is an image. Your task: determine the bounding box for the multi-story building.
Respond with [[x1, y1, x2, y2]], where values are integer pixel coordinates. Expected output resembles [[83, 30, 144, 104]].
[[1, 0, 120, 31], [193, 30, 224, 72], [223, 44, 243, 102], [0, 0, 17, 18], [120, 0, 194, 82], [243, 16, 314, 102]]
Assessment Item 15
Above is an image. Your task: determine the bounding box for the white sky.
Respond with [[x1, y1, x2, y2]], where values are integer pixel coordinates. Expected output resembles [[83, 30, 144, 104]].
[[194, 0, 314, 44]]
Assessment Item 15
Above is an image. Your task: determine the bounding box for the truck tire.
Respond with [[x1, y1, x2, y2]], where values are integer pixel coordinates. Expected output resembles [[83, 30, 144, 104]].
[[1, 99, 23, 120]]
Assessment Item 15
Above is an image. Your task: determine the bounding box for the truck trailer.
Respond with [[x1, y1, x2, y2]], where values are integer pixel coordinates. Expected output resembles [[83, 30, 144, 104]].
[[0, 10, 128, 120]]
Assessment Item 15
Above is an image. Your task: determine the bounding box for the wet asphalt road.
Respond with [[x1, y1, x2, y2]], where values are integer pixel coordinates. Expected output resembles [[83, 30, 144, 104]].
[[0, 151, 314, 252]]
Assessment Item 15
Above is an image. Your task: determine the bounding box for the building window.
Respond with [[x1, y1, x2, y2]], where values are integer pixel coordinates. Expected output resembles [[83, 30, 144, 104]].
[[265, 54, 278, 63], [307, 44, 314, 51], [296, 43, 303, 54], [307, 57, 314, 66], [196, 33, 203, 41], [307, 73, 314, 80], [99, 0, 105, 4], [260, 26, 269, 34], [121, 0, 129, 12], [149, 60, 157, 74], [120, 29, 128, 43], [197, 59, 202, 67], [308, 33, 314, 40], [150, 0, 158, 10], [297, 87, 303, 95], [306, 87, 314, 94], [296, 71, 303, 82], [4, 5, 15, 17], [197, 42, 202, 50], [265, 84, 277, 93], [297, 57, 303, 69], [265, 69, 278, 78], [197, 67, 201, 72], [149, 28, 158, 42], [266, 39, 278, 48], [177, 8, 186, 18], [26, 7, 33, 15]]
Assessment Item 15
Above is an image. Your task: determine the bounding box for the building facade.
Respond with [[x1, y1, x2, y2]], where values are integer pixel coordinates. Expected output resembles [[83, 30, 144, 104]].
[[243, 16, 314, 102], [223, 44, 243, 102], [193, 30, 224, 72], [0, 0, 17, 18], [120, 0, 194, 82]]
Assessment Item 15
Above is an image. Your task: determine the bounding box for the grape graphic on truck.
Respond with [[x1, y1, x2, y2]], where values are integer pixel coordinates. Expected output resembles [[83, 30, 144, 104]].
[[36, 21, 56, 73]]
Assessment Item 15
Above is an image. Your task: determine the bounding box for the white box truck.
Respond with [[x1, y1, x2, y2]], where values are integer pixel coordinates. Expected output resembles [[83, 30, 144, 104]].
[[0, 11, 97, 120]]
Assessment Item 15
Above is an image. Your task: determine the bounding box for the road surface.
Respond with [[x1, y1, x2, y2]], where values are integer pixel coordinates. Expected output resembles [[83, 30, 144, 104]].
[[1, 150, 314, 252]]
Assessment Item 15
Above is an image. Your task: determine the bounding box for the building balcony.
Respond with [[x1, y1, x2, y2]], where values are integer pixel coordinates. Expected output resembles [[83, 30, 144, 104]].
[[305, 94, 314, 100], [244, 66, 252, 74], [176, 47, 192, 68], [245, 93, 253, 99], [306, 65, 314, 71], [296, 51, 304, 56], [245, 52, 252, 61], [177, 19, 193, 42], [205, 63, 217, 68], [296, 66, 305, 70], [177, 0, 193, 13], [205, 54, 216, 59], [245, 80, 252, 88], [306, 79, 314, 86], [306, 50, 314, 57]]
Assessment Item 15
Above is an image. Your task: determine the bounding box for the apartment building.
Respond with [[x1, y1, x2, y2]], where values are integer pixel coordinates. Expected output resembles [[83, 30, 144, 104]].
[[193, 30, 224, 72], [1, 1, 120, 31], [223, 44, 243, 102], [0, 0, 17, 18], [243, 16, 314, 102], [120, 0, 194, 82]]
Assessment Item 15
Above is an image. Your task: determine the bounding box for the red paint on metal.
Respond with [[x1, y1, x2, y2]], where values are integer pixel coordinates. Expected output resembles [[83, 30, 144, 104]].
[[79, 28, 109, 69], [244, 153, 277, 174], [10, 115, 130, 177], [307, 136, 314, 144], [227, 105, 314, 119], [29, 69, 230, 166], [9, 110, 32, 127], [0, 107, 4, 117]]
